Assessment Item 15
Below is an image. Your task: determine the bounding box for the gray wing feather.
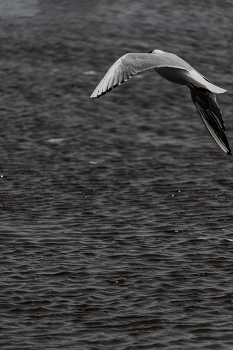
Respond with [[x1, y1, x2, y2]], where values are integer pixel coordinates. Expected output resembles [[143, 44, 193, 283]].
[[90, 52, 192, 98], [189, 87, 232, 155]]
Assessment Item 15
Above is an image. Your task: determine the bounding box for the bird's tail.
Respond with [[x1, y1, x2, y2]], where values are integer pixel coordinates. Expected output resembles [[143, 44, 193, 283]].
[[189, 86, 232, 156], [200, 78, 227, 94], [190, 70, 227, 94]]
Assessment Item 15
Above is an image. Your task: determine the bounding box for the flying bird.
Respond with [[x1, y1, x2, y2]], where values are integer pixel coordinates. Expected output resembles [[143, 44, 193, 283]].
[[90, 49, 231, 156]]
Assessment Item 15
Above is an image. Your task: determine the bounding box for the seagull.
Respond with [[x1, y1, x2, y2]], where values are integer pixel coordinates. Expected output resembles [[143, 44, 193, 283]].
[[90, 49, 231, 156]]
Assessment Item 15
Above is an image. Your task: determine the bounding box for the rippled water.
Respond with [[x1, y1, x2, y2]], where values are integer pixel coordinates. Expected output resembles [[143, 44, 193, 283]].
[[1, 0, 233, 349]]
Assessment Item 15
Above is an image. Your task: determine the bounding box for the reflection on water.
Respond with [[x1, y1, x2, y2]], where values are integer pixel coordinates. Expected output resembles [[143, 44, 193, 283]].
[[0, 0, 38, 17]]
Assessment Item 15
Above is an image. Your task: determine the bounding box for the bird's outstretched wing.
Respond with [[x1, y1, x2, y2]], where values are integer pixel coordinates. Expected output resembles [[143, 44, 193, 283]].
[[189, 86, 232, 155], [90, 52, 191, 99]]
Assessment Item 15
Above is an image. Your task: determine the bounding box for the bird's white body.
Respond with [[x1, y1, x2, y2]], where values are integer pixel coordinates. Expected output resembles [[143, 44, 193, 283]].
[[90, 49, 231, 156], [155, 66, 226, 94], [154, 67, 190, 85]]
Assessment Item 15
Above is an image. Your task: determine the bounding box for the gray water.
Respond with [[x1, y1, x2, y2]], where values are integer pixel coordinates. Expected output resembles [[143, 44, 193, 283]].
[[1, 0, 233, 349]]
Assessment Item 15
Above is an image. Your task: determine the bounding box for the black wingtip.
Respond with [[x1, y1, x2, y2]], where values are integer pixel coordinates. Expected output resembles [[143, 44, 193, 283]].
[[227, 150, 232, 156]]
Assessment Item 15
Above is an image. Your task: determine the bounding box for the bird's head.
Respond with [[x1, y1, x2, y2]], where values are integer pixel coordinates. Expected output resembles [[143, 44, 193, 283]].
[[148, 49, 164, 54]]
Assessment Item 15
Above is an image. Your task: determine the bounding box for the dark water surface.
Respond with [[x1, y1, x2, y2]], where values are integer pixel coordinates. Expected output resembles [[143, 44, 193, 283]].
[[1, 0, 233, 349]]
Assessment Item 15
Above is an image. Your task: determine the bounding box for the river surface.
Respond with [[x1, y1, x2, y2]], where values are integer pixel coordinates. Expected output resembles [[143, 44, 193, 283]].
[[0, 0, 233, 349]]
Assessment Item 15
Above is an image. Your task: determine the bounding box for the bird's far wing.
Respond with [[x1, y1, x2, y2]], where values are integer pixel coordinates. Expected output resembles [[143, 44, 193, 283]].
[[90, 52, 191, 99], [189, 86, 232, 155]]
